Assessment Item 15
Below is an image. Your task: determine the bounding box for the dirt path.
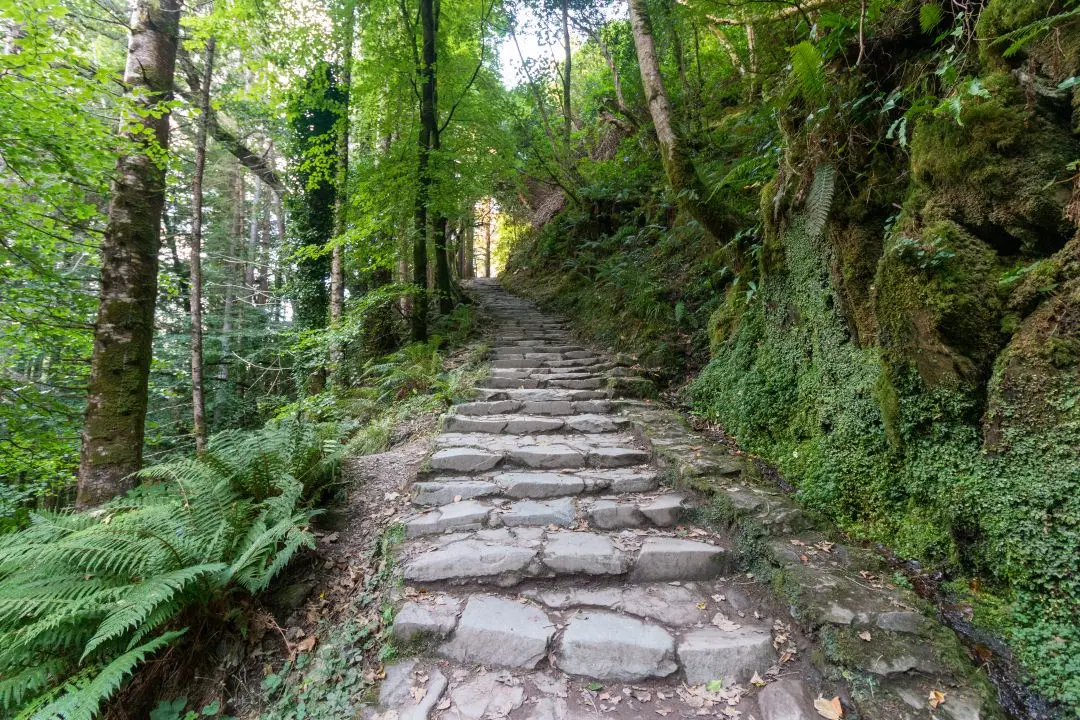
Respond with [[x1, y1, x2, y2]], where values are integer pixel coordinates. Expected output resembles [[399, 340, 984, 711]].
[[365, 279, 1003, 720]]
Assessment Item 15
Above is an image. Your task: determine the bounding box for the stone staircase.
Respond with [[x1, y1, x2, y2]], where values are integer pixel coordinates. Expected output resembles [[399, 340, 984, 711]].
[[367, 280, 1001, 720]]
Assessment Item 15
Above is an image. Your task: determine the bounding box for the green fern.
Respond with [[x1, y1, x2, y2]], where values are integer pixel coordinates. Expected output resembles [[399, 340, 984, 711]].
[[804, 164, 836, 239], [789, 41, 827, 107], [919, 2, 943, 33], [0, 421, 346, 718]]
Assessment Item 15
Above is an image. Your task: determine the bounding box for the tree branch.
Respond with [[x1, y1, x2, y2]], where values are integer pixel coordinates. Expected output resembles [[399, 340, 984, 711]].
[[176, 47, 285, 195]]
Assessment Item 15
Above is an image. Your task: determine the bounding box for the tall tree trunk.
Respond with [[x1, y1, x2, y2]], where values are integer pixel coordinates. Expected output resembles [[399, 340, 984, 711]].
[[218, 166, 243, 384], [189, 36, 215, 454], [434, 214, 452, 313], [411, 0, 437, 341], [257, 190, 271, 305], [330, 0, 354, 371], [77, 0, 181, 508], [561, 0, 571, 143], [626, 0, 730, 241], [246, 178, 261, 296]]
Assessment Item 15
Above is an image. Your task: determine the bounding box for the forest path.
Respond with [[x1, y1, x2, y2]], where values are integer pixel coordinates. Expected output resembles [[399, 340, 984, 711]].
[[365, 279, 998, 720]]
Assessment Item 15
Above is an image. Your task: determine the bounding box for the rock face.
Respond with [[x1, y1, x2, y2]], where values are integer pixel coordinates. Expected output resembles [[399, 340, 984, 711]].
[[556, 611, 677, 681], [439, 596, 554, 668]]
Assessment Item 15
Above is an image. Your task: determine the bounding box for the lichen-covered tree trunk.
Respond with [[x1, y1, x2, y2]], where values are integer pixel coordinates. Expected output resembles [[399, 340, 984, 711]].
[[189, 36, 215, 454], [77, 0, 181, 508], [627, 0, 730, 241]]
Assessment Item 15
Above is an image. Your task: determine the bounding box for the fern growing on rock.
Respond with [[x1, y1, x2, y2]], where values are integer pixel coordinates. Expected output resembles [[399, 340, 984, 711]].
[[0, 421, 346, 719]]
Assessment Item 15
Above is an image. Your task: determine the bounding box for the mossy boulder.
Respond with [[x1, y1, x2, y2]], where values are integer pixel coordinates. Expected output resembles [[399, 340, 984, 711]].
[[875, 220, 1004, 386], [908, 72, 1078, 257], [985, 237, 1080, 447]]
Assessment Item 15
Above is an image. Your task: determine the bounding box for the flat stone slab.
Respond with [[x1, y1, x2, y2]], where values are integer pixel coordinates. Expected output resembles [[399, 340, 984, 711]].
[[439, 595, 554, 668], [378, 659, 448, 720], [564, 414, 626, 433], [587, 499, 645, 529], [588, 446, 651, 467], [509, 445, 585, 469], [438, 670, 526, 720], [404, 539, 536, 583], [525, 583, 708, 626], [412, 480, 497, 507], [520, 400, 575, 415], [556, 611, 677, 681], [756, 678, 817, 720], [542, 532, 631, 575], [677, 626, 774, 684], [405, 500, 491, 537], [501, 498, 575, 527], [639, 494, 686, 526], [430, 447, 502, 473], [631, 537, 729, 581], [455, 399, 521, 416], [392, 597, 462, 643], [497, 472, 585, 498]]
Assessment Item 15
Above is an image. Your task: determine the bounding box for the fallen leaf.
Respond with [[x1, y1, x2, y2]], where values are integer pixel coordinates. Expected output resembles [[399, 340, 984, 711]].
[[295, 636, 316, 654], [750, 672, 766, 687], [453, 495, 462, 503], [712, 612, 741, 631], [858, 631, 872, 642], [814, 695, 843, 719], [928, 690, 946, 709]]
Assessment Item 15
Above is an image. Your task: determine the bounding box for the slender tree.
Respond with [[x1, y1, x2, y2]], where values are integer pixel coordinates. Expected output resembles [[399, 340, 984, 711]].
[[627, 0, 730, 241], [330, 0, 355, 376], [189, 36, 216, 453], [77, 0, 182, 507]]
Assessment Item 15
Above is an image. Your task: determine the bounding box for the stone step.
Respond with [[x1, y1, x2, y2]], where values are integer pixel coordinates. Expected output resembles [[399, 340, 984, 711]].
[[454, 398, 613, 416], [474, 387, 611, 402], [428, 432, 651, 472], [489, 368, 602, 380], [411, 468, 659, 505], [403, 491, 688, 536], [476, 375, 606, 390], [390, 591, 775, 683], [443, 412, 629, 434], [491, 357, 609, 370], [401, 528, 733, 585]]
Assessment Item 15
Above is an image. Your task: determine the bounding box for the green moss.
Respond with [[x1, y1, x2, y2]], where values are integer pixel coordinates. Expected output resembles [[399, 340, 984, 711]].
[[908, 73, 1079, 256]]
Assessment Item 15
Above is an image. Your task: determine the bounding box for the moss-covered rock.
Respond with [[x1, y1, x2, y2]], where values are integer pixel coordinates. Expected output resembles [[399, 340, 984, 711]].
[[875, 220, 1004, 386], [908, 72, 1078, 257]]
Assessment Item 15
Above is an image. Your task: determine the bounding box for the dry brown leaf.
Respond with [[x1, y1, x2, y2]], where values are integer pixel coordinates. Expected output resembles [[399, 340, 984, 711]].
[[814, 695, 843, 719], [928, 690, 946, 709], [750, 672, 766, 687], [858, 631, 872, 642]]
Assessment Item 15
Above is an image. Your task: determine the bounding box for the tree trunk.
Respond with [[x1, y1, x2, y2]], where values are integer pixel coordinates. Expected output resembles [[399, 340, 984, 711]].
[[561, 0, 571, 143], [189, 36, 214, 454], [77, 0, 181, 508], [434, 214, 452, 312], [627, 0, 730, 241], [330, 0, 354, 365], [411, 0, 437, 341], [257, 190, 271, 304], [246, 178, 261, 295], [218, 166, 243, 383]]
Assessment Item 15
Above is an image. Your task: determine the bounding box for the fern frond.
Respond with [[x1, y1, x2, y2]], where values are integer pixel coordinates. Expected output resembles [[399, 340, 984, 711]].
[[0, 659, 66, 711], [805, 164, 836, 239], [789, 41, 826, 107], [24, 630, 185, 720], [81, 564, 225, 660]]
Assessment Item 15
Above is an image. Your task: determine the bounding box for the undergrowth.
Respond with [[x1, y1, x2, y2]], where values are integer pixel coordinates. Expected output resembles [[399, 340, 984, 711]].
[[0, 421, 349, 720]]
